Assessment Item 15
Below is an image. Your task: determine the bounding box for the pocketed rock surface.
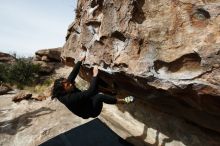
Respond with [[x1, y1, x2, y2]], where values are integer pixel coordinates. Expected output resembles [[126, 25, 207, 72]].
[[63, 0, 220, 135]]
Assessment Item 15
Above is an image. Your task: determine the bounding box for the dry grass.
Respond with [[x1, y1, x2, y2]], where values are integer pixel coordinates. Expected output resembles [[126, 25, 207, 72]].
[[24, 78, 54, 94]]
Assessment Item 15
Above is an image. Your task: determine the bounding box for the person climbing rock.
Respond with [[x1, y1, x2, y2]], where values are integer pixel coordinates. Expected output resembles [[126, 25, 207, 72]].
[[51, 54, 134, 119]]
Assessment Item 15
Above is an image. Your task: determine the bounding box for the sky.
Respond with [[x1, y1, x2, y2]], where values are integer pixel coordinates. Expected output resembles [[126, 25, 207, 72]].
[[0, 0, 77, 57]]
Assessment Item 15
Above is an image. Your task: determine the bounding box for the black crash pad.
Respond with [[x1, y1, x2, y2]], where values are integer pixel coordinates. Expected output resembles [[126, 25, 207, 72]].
[[39, 118, 133, 146]]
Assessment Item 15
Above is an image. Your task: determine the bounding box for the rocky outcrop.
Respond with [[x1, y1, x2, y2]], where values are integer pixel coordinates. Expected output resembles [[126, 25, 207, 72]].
[[0, 52, 16, 63], [34, 47, 62, 62], [12, 92, 32, 102], [63, 0, 220, 136], [0, 83, 12, 95], [12, 91, 48, 102], [33, 48, 63, 75]]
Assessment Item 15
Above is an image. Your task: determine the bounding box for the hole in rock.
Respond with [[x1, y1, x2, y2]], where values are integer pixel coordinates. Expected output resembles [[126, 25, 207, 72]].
[[91, 0, 104, 8], [111, 31, 126, 42], [154, 53, 202, 73], [193, 8, 211, 21], [100, 60, 110, 69], [113, 63, 128, 69], [131, 0, 146, 24], [85, 21, 101, 27]]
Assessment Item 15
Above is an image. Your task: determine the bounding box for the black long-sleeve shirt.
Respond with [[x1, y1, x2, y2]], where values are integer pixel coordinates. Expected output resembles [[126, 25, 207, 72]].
[[57, 61, 99, 119]]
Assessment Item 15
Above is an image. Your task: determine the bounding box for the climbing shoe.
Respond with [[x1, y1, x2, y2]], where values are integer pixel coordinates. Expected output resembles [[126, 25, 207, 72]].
[[124, 96, 134, 104]]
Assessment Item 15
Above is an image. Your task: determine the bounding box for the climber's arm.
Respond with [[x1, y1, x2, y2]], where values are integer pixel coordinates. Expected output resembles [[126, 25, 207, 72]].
[[67, 61, 82, 83], [67, 55, 86, 83], [69, 66, 99, 101]]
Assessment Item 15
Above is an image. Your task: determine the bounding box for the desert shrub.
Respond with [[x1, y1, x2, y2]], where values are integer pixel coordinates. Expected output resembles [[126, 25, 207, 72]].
[[8, 58, 40, 85], [0, 58, 41, 87], [0, 63, 10, 82]]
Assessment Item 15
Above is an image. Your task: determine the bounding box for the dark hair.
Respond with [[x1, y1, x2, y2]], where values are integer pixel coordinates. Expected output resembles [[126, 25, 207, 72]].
[[51, 78, 66, 100]]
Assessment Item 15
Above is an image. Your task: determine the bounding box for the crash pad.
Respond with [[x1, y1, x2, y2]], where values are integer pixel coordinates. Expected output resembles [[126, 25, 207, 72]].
[[39, 118, 133, 146]]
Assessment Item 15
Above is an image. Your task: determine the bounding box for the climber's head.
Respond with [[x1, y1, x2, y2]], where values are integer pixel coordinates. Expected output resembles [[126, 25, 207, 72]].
[[51, 78, 75, 99], [62, 79, 75, 92]]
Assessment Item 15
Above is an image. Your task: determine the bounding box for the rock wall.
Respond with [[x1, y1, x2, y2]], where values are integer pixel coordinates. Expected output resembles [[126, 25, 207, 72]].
[[63, 0, 220, 137]]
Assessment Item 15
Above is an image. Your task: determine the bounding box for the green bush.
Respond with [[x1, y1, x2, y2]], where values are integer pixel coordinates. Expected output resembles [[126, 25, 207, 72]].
[[0, 63, 10, 82], [0, 58, 41, 87]]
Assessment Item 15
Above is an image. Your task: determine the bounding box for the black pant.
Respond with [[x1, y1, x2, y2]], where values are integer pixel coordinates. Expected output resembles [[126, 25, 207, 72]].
[[90, 93, 117, 117]]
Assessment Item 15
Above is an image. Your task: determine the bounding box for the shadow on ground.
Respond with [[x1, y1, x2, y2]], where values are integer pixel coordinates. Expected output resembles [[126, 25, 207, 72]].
[[0, 107, 55, 135]]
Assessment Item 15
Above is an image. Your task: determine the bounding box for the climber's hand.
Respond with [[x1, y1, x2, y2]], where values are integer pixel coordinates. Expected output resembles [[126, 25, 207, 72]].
[[60, 56, 66, 63], [93, 66, 99, 77], [80, 54, 86, 62]]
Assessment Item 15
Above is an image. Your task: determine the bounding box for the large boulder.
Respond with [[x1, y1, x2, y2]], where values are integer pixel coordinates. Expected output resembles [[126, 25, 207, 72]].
[[62, 0, 220, 135], [35, 47, 62, 62], [0, 52, 16, 63], [33, 48, 63, 75]]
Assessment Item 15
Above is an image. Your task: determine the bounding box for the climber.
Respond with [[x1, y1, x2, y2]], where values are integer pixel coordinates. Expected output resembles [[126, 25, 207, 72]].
[[51, 54, 134, 119]]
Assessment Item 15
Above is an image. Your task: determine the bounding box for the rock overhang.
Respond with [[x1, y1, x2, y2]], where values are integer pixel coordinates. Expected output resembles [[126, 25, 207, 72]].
[[62, 0, 220, 133]]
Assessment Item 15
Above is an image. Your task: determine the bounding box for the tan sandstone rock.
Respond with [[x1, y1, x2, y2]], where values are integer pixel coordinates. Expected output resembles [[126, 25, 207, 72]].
[[33, 48, 64, 75], [12, 92, 32, 102], [62, 0, 220, 138], [35, 47, 62, 62], [0, 52, 16, 63], [0, 83, 12, 95]]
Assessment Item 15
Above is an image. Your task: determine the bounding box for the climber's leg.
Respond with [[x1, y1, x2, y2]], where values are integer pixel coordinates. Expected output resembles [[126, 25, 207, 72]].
[[90, 94, 135, 117], [92, 93, 135, 105], [89, 94, 116, 117], [93, 93, 117, 104]]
